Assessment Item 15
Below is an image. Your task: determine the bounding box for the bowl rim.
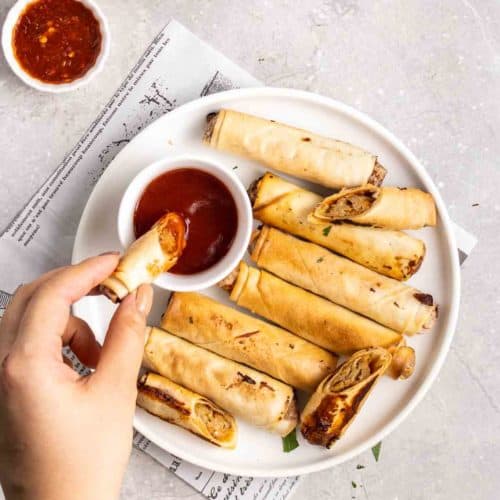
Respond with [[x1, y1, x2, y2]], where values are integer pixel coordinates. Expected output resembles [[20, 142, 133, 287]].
[[117, 153, 253, 292], [1, 0, 110, 93]]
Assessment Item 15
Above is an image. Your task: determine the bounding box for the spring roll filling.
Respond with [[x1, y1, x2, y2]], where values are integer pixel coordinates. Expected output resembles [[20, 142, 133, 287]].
[[327, 356, 374, 392], [367, 162, 387, 186], [247, 177, 262, 206], [318, 186, 380, 219], [195, 401, 236, 441], [204, 112, 218, 142], [157, 213, 187, 258]]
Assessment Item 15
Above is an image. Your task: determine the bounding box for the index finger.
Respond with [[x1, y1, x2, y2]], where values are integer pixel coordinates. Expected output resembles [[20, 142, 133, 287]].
[[12, 254, 119, 360]]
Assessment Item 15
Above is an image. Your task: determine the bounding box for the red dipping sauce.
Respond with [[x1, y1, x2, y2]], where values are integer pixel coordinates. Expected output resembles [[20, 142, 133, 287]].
[[134, 168, 238, 275], [12, 0, 102, 84]]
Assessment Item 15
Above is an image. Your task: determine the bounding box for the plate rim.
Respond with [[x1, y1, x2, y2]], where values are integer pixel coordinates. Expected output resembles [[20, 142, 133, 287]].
[[72, 86, 461, 477]]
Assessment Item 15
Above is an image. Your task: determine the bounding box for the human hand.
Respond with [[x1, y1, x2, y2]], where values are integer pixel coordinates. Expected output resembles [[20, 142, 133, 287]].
[[0, 254, 153, 500]]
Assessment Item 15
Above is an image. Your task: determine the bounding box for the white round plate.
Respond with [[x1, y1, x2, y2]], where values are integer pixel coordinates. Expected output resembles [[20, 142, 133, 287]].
[[72, 87, 460, 477]]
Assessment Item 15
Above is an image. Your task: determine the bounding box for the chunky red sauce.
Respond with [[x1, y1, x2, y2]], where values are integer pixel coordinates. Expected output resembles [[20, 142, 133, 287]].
[[134, 168, 238, 275], [12, 0, 101, 84]]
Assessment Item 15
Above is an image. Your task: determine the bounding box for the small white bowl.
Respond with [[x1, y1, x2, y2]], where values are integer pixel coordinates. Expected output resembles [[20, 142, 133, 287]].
[[118, 155, 253, 292], [1, 0, 110, 93]]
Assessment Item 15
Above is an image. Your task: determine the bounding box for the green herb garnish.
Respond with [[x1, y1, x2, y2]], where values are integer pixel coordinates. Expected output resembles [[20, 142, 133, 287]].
[[351, 481, 357, 488], [282, 428, 299, 452], [232, 165, 238, 170], [356, 464, 365, 469], [371, 442, 382, 462], [322, 226, 332, 237], [316, 257, 324, 263]]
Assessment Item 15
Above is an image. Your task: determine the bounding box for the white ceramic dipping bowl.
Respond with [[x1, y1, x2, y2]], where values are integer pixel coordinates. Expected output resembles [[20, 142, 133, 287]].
[[2, 0, 110, 92], [117, 155, 253, 292]]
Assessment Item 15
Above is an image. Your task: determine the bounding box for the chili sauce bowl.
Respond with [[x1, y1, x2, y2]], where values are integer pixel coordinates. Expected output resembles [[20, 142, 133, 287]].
[[117, 155, 253, 292], [2, 0, 110, 93]]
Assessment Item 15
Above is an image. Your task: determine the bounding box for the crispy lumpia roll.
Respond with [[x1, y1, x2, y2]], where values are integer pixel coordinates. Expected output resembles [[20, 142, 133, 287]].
[[219, 262, 401, 354], [250, 227, 437, 334], [312, 185, 437, 229], [137, 372, 237, 448], [204, 109, 386, 188], [161, 292, 337, 392], [300, 347, 391, 448], [100, 212, 186, 302], [249, 173, 425, 280], [143, 327, 297, 436]]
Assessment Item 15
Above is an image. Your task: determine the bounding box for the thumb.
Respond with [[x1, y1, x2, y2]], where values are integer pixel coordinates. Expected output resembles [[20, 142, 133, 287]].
[[93, 285, 153, 395]]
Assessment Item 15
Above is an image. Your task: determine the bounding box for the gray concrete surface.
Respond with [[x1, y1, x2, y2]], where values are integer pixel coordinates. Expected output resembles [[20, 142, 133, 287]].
[[1, 1, 499, 499]]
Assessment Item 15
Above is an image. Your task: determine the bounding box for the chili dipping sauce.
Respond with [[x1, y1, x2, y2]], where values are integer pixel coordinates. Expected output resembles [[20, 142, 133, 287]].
[[12, 0, 102, 84], [134, 168, 238, 275]]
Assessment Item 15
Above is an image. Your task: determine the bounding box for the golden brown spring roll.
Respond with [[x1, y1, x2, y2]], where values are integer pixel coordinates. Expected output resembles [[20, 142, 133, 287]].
[[204, 109, 386, 188], [250, 226, 437, 334], [249, 173, 426, 280], [100, 212, 186, 302], [300, 347, 391, 448], [137, 372, 237, 448], [219, 262, 401, 354], [143, 327, 297, 436], [312, 184, 437, 229], [161, 292, 337, 392]]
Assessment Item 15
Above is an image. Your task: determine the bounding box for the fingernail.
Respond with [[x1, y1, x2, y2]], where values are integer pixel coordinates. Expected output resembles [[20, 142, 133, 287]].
[[135, 285, 153, 315], [98, 251, 120, 256]]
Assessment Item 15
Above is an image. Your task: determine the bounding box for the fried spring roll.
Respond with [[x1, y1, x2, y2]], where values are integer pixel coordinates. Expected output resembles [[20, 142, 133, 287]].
[[161, 292, 337, 392], [250, 227, 437, 334], [137, 372, 237, 448], [249, 173, 425, 280], [312, 184, 437, 229], [204, 109, 386, 188], [100, 212, 186, 302], [300, 347, 392, 448], [143, 327, 297, 436], [219, 262, 401, 354]]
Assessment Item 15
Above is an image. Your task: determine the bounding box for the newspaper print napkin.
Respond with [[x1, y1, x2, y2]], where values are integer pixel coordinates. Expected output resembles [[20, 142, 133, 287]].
[[0, 19, 476, 500]]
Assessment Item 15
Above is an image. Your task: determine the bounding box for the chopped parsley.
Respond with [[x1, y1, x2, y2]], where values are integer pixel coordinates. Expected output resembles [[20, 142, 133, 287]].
[[356, 464, 365, 469], [322, 226, 332, 237], [351, 481, 357, 488], [282, 428, 299, 452], [316, 257, 324, 263], [232, 165, 238, 170], [371, 441, 382, 462]]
